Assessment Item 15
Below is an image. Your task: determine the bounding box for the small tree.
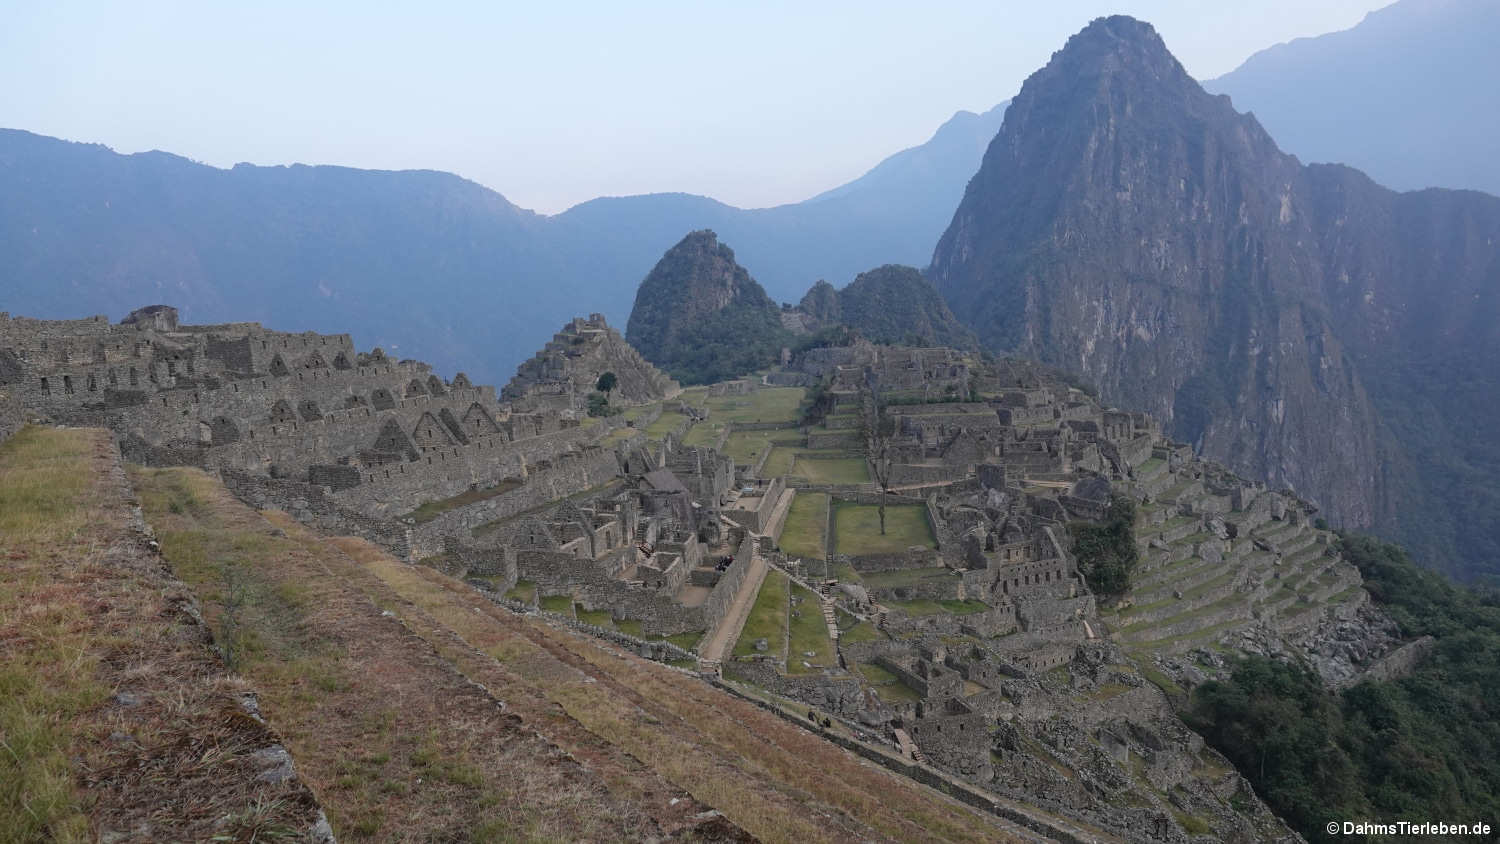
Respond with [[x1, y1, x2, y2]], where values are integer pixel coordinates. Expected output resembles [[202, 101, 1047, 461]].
[[595, 371, 617, 396], [586, 392, 610, 417], [1070, 495, 1138, 595], [860, 385, 897, 535]]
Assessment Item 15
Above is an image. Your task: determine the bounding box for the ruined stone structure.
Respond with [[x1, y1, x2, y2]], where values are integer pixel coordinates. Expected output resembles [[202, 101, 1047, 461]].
[[502, 314, 679, 412], [0, 306, 621, 530]]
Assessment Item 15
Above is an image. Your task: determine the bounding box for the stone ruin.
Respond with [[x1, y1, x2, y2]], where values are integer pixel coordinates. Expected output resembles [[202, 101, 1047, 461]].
[[501, 314, 679, 412], [0, 307, 645, 550]]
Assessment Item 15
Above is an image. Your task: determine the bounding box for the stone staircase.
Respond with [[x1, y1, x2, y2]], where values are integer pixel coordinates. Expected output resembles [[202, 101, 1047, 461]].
[[821, 598, 840, 642], [893, 728, 927, 764]]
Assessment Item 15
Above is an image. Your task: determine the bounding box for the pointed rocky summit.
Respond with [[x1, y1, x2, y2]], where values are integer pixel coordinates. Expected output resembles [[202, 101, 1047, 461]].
[[625, 230, 786, 384], [929, 15, 1500, 580]]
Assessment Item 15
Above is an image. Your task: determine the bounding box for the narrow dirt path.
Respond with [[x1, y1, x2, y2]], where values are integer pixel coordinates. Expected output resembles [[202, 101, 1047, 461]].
[[698, 549, 769, 664]]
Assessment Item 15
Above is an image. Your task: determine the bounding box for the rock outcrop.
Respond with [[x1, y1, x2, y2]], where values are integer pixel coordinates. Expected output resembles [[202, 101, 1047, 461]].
[[930, 15, 1500, 581]]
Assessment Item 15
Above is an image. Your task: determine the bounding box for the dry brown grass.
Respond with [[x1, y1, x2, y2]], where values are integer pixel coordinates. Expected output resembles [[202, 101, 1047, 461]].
[[135, 466, 719, 842], [130, 461, 1045, 842], [0, 427, 321, 842], [329, 536, 1033, 843]]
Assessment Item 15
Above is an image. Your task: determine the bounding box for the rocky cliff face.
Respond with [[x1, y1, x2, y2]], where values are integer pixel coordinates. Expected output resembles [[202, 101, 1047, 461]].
[[931, 16, 1500, 580], [625, 230, 786, 384]]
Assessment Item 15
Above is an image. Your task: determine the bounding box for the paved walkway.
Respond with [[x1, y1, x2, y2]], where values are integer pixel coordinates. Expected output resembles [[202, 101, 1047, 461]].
[[759, 487, 797, 541], [698, 549, 769, 665]]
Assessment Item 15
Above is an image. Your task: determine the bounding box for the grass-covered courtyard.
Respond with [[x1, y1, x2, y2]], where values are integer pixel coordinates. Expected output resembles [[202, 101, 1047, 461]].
[[779, 492, 828, 560], [831, 502, 935, 555], [704, 387, 805, 424], [733, 569, 790, 658]]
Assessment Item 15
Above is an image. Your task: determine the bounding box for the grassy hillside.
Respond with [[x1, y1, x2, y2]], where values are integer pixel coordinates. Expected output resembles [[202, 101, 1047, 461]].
[[0, 427, 323, 841], [125, 462, 1034, 841]]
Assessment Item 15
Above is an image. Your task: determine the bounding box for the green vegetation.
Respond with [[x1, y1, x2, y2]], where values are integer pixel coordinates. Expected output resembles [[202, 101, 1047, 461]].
[[855, 663, 920, 704], [538, 595, 573, 614], [0, 428, 108, 840], [503, 580, 536, 603], [733, 570, 790, 658], [857, 567, 954, 593], [779, 492, 828, 560], [643, 410, 688, 439], [831, 503, 935, 555], [403, 478, 525, 523], [891, 598, 988, 616], [786, 584, 836, 675], [653, 630, 704, 652], [822, 265, 979, 350], [761, 447, 797, 478], [839, 622, 881, 645], [703, 387, 805, 424], [586, 392, 618, 417], [576, 605, 613, 627], [1069, 495, 1138, 595], [1185, 534, 1500, 843], [793, 456, 871, 485], [625, 231, 791, 384], [722, 430, 775, 465]]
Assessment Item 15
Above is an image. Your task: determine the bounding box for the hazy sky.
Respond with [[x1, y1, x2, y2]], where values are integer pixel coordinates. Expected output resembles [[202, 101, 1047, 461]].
[[1, 1, 1391, 214]]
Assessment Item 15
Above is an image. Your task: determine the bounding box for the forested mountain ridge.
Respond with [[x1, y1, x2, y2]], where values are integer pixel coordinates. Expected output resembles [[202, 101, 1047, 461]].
[[0, 101, 1007, 386], [929, 15, 1500, 582], [625, 230, 787, 385]]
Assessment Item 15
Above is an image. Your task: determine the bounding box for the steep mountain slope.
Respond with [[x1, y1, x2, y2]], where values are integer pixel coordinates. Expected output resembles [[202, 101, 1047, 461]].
[[1207, 0, 1500, 198], [625, 231, 787, 384], [0, 129, 555, 383], [931, 16, 1500, 581], [794, 265, 978, 349], [0, 103, 1006, 386]]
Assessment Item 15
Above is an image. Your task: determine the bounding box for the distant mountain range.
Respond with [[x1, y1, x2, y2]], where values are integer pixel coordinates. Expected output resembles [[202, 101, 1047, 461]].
[[0, 101, 1008, 385], [1207, 0, 1500, 198], [931, 15, 1500, 582]]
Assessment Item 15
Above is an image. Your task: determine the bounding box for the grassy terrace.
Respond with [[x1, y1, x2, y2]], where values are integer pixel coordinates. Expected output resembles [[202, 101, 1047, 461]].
[[793, 455, 871, 485], [704, 386, 805, 424], [786, 583, 836, 674], [831, 503, 936, 555], [504, 579, 537, 603], [723, 430, 776, 465], [403, 477, 525, 523], [856, 662, 921, 704], [0, 427, 325, 840], [112, 452, 1039, 841], [779, 492, 829, 559], [643, 409, 689, 439], [733, 569, 790, 659], [855, 566, 956, 592], [892, 598, 990, 616]]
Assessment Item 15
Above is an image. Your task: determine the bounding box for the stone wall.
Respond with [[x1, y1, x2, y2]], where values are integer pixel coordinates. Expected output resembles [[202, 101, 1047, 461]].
[[218, 469, 413, 559], [700, 536, 758, 634], [0, 384, 24, 445], [335, 431, 613, 519], [721, 659, 864, 715], [405, 449, 621, 554], [722, 477, 786, 532]]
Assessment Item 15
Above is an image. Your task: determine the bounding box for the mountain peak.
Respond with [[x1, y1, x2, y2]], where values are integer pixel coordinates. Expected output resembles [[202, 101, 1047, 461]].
[[1026, 15, 1194, 106], [625, 231, 784, 384]]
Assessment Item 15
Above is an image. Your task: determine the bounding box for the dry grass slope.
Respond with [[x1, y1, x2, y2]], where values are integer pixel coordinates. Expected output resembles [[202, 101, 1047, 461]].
[[0, 426, 323, 842], [136, 463, 1033, 842]]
